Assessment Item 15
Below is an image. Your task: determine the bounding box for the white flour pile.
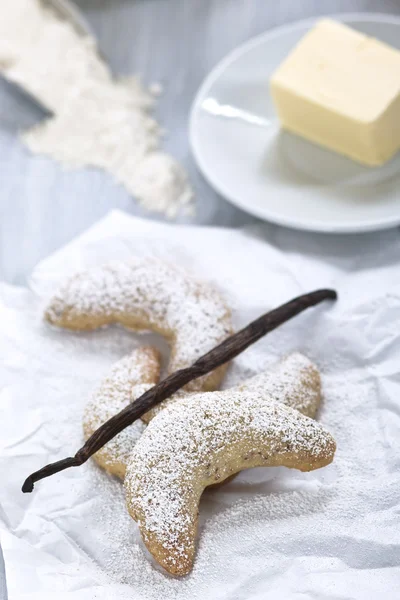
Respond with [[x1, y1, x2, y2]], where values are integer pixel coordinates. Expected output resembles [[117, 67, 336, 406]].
[[0, 0, 194, 217]]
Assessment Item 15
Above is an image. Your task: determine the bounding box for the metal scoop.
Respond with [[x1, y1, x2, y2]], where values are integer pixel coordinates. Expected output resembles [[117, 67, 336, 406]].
[[41, 0, 93, 39], [0, 0, 97, 112]]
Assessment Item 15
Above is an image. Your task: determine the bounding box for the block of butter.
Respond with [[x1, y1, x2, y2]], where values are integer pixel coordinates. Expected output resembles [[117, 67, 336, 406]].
[[270, 19, 400, 166]]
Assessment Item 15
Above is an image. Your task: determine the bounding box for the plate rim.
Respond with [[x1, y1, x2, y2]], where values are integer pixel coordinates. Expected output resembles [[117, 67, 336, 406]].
[[189, 12, 400, 234]]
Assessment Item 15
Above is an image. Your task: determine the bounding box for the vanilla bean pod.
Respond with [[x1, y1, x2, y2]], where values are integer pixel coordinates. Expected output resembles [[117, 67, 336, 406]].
[[22, 288, 337, 493]]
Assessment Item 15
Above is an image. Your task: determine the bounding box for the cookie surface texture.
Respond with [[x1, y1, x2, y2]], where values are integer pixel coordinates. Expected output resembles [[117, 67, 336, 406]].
[[124, 354, 335, 576], [83, 346, 161, 479], [84, 352, 321, 480], [45, 258, 233, 403]]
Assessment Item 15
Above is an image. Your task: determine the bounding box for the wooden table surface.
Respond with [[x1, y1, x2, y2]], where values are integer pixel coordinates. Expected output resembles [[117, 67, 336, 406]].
[[0, 0, 398, 284]]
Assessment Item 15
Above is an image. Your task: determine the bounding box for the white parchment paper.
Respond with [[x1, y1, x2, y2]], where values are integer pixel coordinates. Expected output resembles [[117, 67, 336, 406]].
[[1, 210, 400, 599]]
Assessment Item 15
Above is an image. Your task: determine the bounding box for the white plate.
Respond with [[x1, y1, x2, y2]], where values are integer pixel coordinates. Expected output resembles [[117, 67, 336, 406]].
[[190, 14, 400, 233]]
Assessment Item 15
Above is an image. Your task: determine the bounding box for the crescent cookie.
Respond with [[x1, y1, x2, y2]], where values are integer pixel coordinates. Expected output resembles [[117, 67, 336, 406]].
[[124, 355, 335, 576], [83, 346, 161, 479], [44, 258, 233, 400], [84, 352, 321, 480], [236, 352, 321, 419]]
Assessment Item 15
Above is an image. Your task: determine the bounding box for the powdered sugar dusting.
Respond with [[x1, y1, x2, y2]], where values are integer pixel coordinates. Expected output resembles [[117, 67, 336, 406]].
[[45, 258, 233, 395], [92, 482, 334, 596], [124, 354, 335, 574], [84, 351, 320, 483], [237, 352, 321, 418], [84, 347, 160, 477]]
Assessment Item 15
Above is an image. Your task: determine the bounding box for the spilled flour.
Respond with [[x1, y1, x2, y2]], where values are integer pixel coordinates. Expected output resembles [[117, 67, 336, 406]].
[[0, 0, 194, 217]]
